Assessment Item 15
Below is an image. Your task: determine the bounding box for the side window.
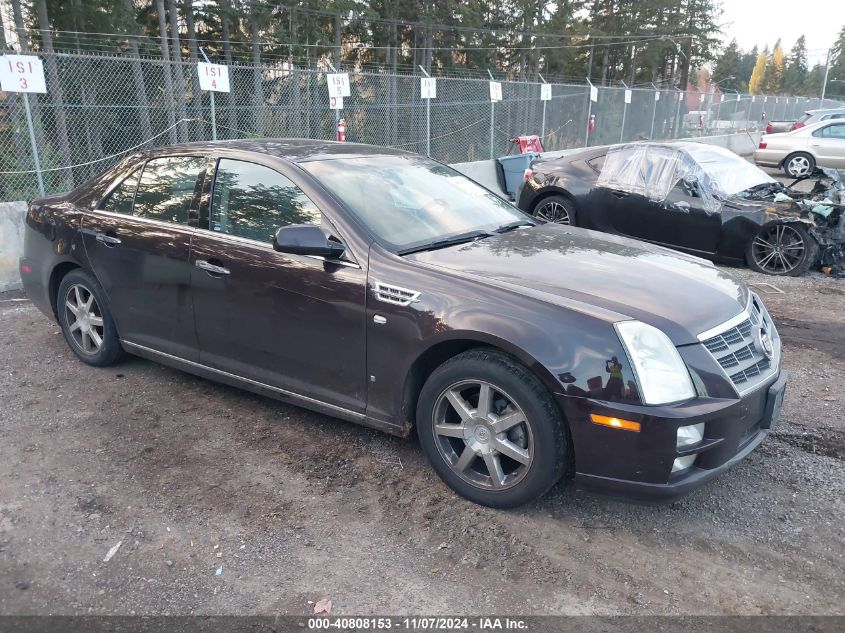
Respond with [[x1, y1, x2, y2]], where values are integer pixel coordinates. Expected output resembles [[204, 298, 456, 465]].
[[133, 156, 205, 224], [210, 159, 322, 242], [98, 167, 142, 215], [824, 123, 845, 139]]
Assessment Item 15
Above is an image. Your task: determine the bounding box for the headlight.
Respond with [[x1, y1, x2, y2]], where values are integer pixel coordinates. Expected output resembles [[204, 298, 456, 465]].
[[614, 320, 695, 405]]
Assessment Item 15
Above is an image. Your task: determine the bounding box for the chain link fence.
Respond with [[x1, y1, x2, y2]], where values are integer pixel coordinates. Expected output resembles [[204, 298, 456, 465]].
[[2, 49, 843, 203]]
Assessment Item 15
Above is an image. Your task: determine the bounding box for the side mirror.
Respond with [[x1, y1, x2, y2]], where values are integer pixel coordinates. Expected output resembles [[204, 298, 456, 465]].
[[273, 225, 346, 259]]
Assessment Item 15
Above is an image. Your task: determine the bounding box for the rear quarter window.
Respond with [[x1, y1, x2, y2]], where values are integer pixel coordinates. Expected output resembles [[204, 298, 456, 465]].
[[97, 167, 142, 215]]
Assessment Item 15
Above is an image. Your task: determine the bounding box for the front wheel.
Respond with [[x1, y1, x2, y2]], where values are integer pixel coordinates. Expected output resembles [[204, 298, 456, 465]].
[[416, 349, 570, 508], [746, 222, 818, 276], [532, 195, 576, 225]]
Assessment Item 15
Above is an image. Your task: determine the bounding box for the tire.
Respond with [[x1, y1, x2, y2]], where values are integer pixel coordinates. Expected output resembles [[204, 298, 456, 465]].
[[56, 269, 125, 366], [782, 152, 815, 178], [746, 222, 819, 277], [532, 195, 576, 225], [416, 348, 570, 508]]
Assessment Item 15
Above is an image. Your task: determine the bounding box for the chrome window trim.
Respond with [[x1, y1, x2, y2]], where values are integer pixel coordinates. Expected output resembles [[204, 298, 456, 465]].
[[121, 341, 365, 420], [87, 208, 197, 233]]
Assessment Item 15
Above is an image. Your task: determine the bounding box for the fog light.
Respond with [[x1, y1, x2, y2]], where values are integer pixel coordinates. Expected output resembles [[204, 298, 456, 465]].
[[672, 454, 697, 473], [677, 423, 704, 449]]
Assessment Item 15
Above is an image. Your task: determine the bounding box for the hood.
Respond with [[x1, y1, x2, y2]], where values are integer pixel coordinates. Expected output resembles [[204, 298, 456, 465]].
[[407, 224, 749, 345]]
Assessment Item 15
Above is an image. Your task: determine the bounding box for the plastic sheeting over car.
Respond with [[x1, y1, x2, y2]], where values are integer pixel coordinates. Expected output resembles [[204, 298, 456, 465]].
[[595, 143, 721, 213], [683, 143, 775, 197]]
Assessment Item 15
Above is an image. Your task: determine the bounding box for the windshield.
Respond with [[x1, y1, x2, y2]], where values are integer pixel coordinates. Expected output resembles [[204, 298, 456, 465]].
[[682, 143, 774, 197], [301, 155, 529, 252]]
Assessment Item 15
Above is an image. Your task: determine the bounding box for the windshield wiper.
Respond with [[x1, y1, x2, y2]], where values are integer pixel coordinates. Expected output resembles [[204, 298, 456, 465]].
[[398, 230, 495, 255], [493, 220, 535, 233]]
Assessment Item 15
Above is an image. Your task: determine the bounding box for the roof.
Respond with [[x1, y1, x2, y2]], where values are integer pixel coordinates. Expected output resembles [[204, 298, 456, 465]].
[[137, 138, 413, 162]]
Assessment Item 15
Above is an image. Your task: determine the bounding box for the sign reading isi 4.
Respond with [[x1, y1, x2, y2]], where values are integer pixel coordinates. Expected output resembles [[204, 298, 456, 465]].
[[197, 62, 230, 92], [0, 55, 47, 93]]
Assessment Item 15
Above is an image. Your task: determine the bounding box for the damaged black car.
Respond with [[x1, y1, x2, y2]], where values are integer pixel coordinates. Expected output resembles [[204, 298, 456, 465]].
[[518, 142, 845, 277]]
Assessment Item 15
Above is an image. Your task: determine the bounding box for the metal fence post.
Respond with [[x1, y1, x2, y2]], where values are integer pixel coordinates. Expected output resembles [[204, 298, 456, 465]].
[[199, 48, 217, 141], [585, 78, 593, 147], [620, 81, 628, 143], [419, 65, 431, 156], [674, 89, 682, 139], [649, 83, 658, 139], [22, 93, 45, 198], [488, 70, 496, 159], [539, 73, 548, 141]]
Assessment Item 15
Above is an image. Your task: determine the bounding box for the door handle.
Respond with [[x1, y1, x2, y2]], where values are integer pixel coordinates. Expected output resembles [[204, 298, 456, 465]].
[[195, 260, 231, 276], [95, 233, 121, 246]]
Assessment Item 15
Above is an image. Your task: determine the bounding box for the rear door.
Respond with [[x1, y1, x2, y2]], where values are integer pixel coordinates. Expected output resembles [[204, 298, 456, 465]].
[[189, 155, 367, 413], [810, 122, 845, 168], [82, 155, 206, 360]]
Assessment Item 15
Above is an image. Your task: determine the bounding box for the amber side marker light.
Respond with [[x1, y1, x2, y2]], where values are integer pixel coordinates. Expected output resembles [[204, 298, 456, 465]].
[[590, 414, 641, 432]]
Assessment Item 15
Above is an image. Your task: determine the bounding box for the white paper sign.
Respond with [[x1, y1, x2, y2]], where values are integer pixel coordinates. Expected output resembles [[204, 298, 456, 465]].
[[720, 94, 725, 102], [327, 73, 351, 98], [589, 86, 598, 102], [678, 92, 684, 101], [655, 91, 660, 101], [197, 62, 230, 92], [329, 95, 344, 110], [420, 77, 436, 99], [489, 81, 502, 102], [540, 83, 552, 101], [0, 55, 47, 93], [624, 89, 632, 104], [752, 95, 756, 103]]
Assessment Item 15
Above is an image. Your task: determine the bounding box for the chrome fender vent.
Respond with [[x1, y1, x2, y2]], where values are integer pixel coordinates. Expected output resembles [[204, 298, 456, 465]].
[[374, 282, 420, 307]]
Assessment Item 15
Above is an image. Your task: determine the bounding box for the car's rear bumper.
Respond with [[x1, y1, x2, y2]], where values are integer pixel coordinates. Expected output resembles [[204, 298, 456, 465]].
[[558, 370, 787, 502], [753, 149, 786, 168]]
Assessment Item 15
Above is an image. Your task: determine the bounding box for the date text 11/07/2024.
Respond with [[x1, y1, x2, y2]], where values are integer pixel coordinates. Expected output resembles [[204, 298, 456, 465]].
[[307, 616, 529, 630]]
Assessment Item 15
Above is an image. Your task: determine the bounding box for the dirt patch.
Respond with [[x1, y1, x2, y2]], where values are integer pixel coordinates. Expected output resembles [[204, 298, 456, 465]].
[[1, 267, 844, 617]]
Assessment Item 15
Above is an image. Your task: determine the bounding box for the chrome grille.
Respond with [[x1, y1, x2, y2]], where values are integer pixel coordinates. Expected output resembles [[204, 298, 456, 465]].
[[698, 294, 779, 394]]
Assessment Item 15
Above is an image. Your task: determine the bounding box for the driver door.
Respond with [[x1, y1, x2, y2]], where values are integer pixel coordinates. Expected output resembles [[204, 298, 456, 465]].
[[189, 155, 368, 413]]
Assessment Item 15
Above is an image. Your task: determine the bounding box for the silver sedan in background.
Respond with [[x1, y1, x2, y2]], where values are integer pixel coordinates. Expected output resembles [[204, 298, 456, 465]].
[[755, 119, 845, 177]]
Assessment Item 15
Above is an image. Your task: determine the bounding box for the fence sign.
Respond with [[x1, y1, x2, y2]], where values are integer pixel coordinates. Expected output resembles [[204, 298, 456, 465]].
[[489, 81, 502, 102], [540, 83, 552, 101], [654, 91, 660, 101], [421, 77, 437, 99], [328, 73, 351, 97], [736, 93, 741, 101], [624, 89, 632, 104], [197, 62, 230, 92], [678, 91, 684, 101], [589, 85, 598, 102], [0, 55, 47, 93], [329, 95, 344, 110]]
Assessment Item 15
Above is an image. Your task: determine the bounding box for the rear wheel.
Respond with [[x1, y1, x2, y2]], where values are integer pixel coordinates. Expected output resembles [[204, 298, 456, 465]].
[[746, 222, 818, 276], [783, 152, 815, 178], [532, 195, 576, 225], [57, 269, 125, 366], [417, 349, 569, 508]]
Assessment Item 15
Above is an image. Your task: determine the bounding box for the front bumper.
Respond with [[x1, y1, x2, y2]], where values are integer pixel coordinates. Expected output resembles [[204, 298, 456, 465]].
[[558, 370, 787, 502]]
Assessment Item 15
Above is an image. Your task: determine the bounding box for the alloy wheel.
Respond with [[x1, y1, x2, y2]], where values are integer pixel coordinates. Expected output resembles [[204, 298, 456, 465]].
[[64, 284, 105, 355], [432, 380, 534, 490], [751, 224, 806, 274], [535, 200, 572, 224], [787, 156, 811, 177]]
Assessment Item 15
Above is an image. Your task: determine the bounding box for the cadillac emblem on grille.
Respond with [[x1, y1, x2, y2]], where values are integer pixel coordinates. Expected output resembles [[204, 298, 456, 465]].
[[757, 324, 774, 360]]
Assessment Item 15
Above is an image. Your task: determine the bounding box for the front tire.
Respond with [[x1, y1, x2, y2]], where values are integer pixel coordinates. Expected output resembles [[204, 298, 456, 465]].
[[746, 222, 818, 276], [57, 269, 125, 366], [417, 349, 569, 508], [532, 195, 576, 225], [783, 152, 815, 178]]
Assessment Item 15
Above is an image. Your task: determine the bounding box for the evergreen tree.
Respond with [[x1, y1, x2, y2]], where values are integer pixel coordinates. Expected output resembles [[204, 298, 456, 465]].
[[781, 36, 807, 95]]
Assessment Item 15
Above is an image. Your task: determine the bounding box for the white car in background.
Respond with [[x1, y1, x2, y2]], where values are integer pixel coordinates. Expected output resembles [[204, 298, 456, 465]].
[[754, 119, 845, 177]]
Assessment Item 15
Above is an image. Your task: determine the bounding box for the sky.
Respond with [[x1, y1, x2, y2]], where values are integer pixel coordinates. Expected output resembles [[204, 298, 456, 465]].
[[720, 0, 843, 65]]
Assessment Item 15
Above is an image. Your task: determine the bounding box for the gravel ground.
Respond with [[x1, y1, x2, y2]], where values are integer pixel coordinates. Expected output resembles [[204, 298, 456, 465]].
[[0, 264, 843, 617]]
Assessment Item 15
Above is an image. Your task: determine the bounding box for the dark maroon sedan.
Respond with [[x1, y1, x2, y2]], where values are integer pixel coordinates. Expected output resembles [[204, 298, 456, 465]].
[[20, 140, 786, 508]]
